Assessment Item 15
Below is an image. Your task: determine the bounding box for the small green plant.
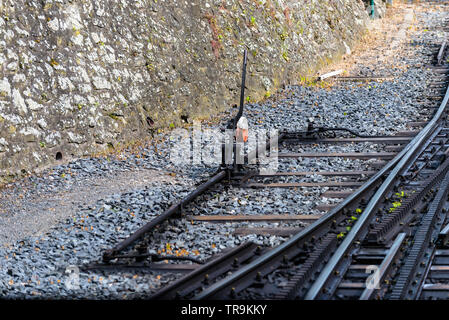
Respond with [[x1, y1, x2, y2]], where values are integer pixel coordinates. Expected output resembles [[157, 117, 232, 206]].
[[250, 16, 256, 26], [108, 113, 120, 120], [395, 190, 406, 198], [388, 201, 402, 213], [280, 32, 288, 41], [387, 190, 407, 213]]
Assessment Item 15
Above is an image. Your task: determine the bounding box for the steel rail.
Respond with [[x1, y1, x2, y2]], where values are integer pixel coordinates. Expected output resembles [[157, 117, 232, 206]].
[[390, 169, 449, 299], [192, 72, 449, 301], [304, 77, 449, 300], [103, 170, 227, 261], [359, 233, 406, 300], [102, 132, 283, 261], [192, 140, 409, 299], [437, 40, 447, 65], [151, 242, 259, 300]]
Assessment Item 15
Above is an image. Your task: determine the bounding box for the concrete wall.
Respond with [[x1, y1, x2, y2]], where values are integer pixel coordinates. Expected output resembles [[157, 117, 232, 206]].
[[0, 0, 368, 184]]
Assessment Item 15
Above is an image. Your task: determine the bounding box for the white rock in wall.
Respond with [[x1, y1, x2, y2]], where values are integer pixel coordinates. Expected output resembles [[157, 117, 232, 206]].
[[37, 118, 47, 129], [26, 99, 44, 111], [12, 73, 26, 83], [92, 77, 111, 90], [65, 4, 84, 30], [91, 32, 101, 44], [4, 30, 14, 42], [0, 138, 9, 147], [12, 89, 27, 115], [47, 18, 60, 31], [0, 78, 11, 96], [58, 77, 75, 91], [79, 84, 92, 94], [67, 131, 86, 144], [72, 33, 84, 46], [19, 127, 41, 138], [343, 42, 351, 55], [45, 132, 61, 147]]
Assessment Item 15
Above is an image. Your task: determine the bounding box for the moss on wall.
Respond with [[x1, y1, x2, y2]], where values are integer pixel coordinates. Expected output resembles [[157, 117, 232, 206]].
[[0, 0, 368, 183]]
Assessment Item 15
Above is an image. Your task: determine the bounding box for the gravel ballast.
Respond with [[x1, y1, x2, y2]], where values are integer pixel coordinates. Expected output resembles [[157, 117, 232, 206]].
[[1, 2, 448, 299]]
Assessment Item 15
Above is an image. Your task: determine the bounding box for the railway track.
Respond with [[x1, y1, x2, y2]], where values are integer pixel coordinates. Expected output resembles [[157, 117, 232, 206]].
[[144, 40, 449, 300], [80, 24, 449, 300]]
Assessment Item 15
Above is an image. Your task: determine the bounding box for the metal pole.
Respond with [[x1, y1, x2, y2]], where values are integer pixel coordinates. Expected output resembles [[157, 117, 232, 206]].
[[234, 49, 248, 130], [233, 49, 248, 171]]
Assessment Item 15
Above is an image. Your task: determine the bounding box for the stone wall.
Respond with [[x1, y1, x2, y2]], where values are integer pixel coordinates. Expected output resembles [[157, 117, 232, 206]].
[[0, 0, 368, 184]]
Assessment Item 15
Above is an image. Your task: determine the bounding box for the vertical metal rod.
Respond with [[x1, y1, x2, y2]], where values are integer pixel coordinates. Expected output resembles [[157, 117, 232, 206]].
[[235, 49, 248, 130], [233, 49, 248, 170]]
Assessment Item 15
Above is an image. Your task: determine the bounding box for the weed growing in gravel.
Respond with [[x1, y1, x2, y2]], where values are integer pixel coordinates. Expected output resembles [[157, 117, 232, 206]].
[[387, 190, 407, 213]]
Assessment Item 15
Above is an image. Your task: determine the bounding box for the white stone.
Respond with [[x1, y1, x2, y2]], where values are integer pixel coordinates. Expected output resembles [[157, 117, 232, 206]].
[[96, 5, 105, 17], [72, 34, 84, 46], [44, 63, 54, 76], [79, 84, 92, 94], [67, 131, 85, 144], [32, 152, 42, 162], [37, 118, 47, 129], [73, 95, 86, 104], [0, 78, 11, 96], [12, 89, 27, 114], [26, 99, 44, 111], [57, 95, 72, 112], [58, 77, 75, 91], [47, 18, 60, 31], [91, 32, 100, 44], [72, 66, 90, 82], [103, 52, 116, 64], [92, 77, 111, 90], [65, 4, 84, 30], [343, 41, 351, 55], [23, 88, 31, 97], [0, 112, 22, 125], [14, 26, 29, 37], [45, 132, 61, 146], [7, 61, 18, 71], [0, 137, 9, 146], [7, 49, 18, 60], [12, 73, 26, 83], [19, 127, 41, 137], [4, 30, 14, 41]]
